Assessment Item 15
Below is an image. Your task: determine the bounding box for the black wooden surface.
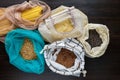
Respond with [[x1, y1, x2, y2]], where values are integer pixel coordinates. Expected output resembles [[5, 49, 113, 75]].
[[0, 0, 120, 80]]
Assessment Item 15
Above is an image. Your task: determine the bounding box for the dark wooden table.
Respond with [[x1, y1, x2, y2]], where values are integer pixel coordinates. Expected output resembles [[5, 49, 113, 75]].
[[0, 0, 120, 80]]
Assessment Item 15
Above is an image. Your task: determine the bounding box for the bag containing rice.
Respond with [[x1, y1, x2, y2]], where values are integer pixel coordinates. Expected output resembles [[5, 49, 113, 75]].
[[5, 28, 45, 74]]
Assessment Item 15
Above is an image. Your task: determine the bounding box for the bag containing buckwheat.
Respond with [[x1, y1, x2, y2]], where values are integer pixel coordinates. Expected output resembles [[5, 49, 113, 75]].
[[41, 38, 87, 77]]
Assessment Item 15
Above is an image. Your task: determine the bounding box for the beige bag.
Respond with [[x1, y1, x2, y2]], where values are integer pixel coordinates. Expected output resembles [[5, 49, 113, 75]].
[[77, 23, 109, 58], [0, 8, 15, 37], [5, 0, 51, 30], [38, 6, 88, 43]]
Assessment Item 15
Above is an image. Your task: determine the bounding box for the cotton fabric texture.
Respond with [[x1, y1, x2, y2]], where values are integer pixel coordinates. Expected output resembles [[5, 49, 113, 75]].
[[5, 29, 45, 74], [41, 38, 85, 77], [38, 6, 88, 43], [77, 23, 109, 58]]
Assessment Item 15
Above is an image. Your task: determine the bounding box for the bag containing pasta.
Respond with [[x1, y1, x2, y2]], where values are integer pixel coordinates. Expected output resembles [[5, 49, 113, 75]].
[[38, 6, 88, 43], [0, 8, 15, 43], [77, 23, 110, 58], [5, 0, 51, 30]]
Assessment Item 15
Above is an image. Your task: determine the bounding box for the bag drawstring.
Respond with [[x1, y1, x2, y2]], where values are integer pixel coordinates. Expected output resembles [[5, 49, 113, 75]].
[[81, 69, 87, 77]]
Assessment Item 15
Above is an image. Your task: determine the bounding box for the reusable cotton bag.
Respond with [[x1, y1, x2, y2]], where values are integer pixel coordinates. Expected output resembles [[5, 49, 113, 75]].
[[41, 38, 86, 77], [38, 6, 88, 43], [77, 23, 109, 58]]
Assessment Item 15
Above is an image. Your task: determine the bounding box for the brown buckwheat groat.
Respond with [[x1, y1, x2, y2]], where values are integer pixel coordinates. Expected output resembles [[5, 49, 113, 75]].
[[56, 48, 77, 68], [43, 38, 86, 77]]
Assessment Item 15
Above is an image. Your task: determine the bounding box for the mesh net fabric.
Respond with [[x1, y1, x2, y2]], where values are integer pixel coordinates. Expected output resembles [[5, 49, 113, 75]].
[[5, 28, 45, 74], [0, 8, 15, 38], [77, 23, 109, 58], [38, 6, 88, 43], [5, 0, 51, 30]]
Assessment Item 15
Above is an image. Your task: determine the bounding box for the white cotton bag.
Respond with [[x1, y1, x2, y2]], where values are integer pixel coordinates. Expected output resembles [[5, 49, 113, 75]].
[[38, 6, 88, 43], [40, 38, 87, 77]]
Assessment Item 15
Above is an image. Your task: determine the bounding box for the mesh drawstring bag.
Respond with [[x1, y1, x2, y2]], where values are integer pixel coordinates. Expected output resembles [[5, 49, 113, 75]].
[[5, 0, 51, 30], [0, 36, 5, 43], [38, 6, 88, 43], [77, 23, 110, 58], [0, 8, 15, 43], [41, 38, 87, 77], [5, 28, 45, 74]]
